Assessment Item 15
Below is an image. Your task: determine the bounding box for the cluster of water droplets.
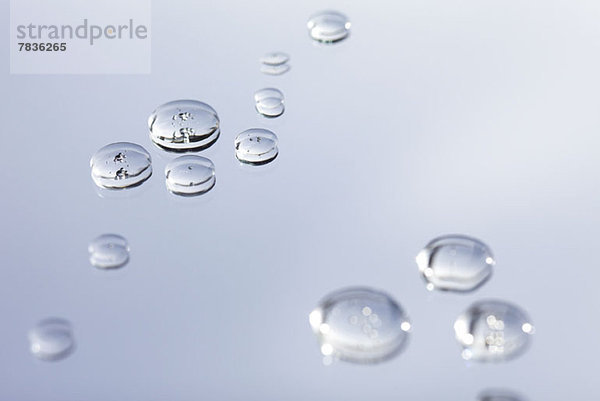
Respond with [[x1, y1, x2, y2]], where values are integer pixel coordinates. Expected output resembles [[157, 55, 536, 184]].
[[47, 11, 536, 399]]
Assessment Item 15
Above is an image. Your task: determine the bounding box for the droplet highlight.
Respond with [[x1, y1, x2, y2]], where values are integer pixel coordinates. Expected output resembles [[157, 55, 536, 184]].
[[165, 155, 216, 196], [309, 287, 411, 364], [234, 128, 279, 165], [416, 234, 494, 292], [454, 300, 534, 362], [90, 142, 152, 189], [88, 234, 130, 269], [28, 318, 75, 361], [148, 100, 220, 151], [307, 11, 351, 43], [254, 88, 285, 118]]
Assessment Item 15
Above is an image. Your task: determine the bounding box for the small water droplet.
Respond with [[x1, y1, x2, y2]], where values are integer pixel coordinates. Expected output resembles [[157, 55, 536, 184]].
[[260, 52, 289, 66], [149, 100, 220, 151], [260, 63, 291, 76], [90, 142, 152, 189], [28, 318, 75, 361], [478, 389, 527, 401], [416, 234, 494, 292], [309, 287, 411, 364], [165, 155, 216, 196], [454, 300, 534, 362], [307, 11, 351, 43], [234, 128, 279, 165], [254, 88, 285, 118], [88, 234, 130, 269]]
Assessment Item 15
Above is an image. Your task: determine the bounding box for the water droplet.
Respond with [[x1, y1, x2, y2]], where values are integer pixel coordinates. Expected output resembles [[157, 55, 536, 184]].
[[307, 11, 351, 43], [309, 287, 411, 364], [260, 64, 291, 76], [90, 142, 152, 189], [260, 51, 289, 66], [234, 128, 279, 165], [454, 300, 534, 362], [28, 318, 75, 361], [148, 100, 220, 152], [416, 234, 494, 292], [88, 234, 130, 269], [254, 88, 285, 118], [165, 155, 216, 196], [478, 389, 527, 401]]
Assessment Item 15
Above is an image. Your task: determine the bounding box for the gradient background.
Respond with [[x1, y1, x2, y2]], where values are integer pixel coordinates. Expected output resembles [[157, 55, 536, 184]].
[[1, 1, 599, 400]]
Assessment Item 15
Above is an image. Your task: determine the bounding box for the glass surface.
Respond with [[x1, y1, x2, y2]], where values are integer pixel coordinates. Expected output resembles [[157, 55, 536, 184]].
[[2, 0, 600, 400]]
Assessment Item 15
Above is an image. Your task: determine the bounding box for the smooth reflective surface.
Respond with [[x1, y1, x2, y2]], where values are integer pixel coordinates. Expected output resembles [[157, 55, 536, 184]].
[[309, 287, 411, 364], [3, 1, 599, 399], [90, 142, 152, 189], [148, 100, 220, 152], [28, 318, 75, 361], [307, 11, 351, 43], [165, 155, 216, 196], [88, 234, 130, 269], [416, 234, 495, 292], [454, 300, 534, 362], [254, 88, 285, 118], [234, 128, 279, 165]]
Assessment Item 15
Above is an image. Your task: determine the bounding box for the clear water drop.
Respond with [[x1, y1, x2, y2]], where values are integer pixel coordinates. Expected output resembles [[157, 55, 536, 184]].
[[307, 11, 351, 43], [254, 88, 285, 118], [234, 128, 279, 165], [416, 234, 494, 292], [148, 100, 220, 151], [478, 389, 527, 401], [165, 155, 216, 196], [454, 300, 534, 362], [260, 63, 291, 76], [309, 287, 411, 364], [28, 318, 75, 361], [260, 51, 289, 66], [90, 142, 152, 189], [88, 234, 130, 269]]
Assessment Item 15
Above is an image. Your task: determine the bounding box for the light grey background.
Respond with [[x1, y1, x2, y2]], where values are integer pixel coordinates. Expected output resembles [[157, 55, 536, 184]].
[[1, 0, 599, 400]]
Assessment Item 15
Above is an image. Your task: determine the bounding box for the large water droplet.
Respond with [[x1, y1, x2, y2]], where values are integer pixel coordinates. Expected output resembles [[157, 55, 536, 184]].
[[165, 155, 216, 196], [234, 128, 279, 165], [148, 100, 220, 152], [309, 287, 411, 364], [88, 234, 130, 269], [254, 88, 285, 118], [260, 51, 289, 66], [90, 142, 152, 189], [478, 389, 527, 401], [416, 234, 494, 292], [454, 300, 534, 362], [307, 11, 351, 43], [28, 318, 75, 361]]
